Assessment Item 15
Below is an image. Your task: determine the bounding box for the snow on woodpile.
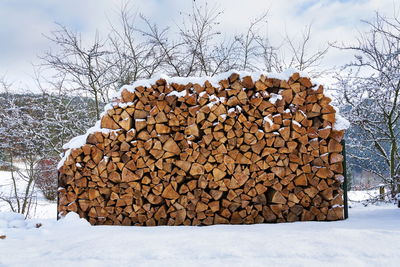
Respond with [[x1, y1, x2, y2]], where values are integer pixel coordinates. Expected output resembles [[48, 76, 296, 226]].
[[58, 70, 348, 226]]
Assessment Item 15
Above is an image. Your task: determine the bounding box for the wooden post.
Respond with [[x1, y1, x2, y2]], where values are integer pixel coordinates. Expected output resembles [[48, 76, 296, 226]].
[[379, 186, 385, 200]]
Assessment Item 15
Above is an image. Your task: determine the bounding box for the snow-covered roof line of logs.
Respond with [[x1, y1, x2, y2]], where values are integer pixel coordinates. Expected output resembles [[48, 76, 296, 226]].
[[58, 70, 348, 225]]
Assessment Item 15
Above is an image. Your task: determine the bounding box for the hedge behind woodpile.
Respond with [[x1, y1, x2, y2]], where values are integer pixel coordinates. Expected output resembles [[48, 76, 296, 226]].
[[58, 72, 345, 226]]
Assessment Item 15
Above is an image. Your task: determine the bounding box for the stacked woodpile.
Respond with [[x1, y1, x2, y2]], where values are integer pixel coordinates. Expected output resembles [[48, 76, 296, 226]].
[[58, 72, 345, 226]]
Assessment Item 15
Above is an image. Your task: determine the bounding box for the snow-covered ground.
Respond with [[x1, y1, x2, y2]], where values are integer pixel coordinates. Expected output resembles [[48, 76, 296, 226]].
[[0, 169, 57, 220], [348, 189, 381, 202], [0, 203, 399, 267], [1, 168, 399, 267]]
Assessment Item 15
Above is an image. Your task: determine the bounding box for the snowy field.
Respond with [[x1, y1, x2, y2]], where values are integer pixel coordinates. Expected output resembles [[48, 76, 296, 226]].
[[1, 169, 399, 267], [0, 169, 57, 220], [0, 203, 399, 267], [348, 189, 381, 202]]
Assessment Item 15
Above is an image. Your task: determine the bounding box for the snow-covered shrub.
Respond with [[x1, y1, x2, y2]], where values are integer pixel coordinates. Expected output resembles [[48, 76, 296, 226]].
[[35, 158, 58, 201]]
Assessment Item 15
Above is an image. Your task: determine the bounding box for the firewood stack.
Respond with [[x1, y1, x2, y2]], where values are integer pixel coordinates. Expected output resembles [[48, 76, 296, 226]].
[[58, 72, 345, 226]]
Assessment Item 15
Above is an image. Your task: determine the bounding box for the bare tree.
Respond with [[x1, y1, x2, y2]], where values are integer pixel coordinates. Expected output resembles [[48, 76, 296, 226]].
[[41, 25, 115, 119], [135, 2, 256, 77], [42, 1, 330, 89], [255, 29, 282, 72], [334, 12, 400, 197], [234, 13, 269, 71], [177, 3, 236, 76], [284, 24, 330, 77], [108, 3, 164, 85]]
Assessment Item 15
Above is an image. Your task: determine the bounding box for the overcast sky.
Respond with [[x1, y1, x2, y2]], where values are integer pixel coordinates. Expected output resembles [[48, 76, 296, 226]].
[[0, 0, 398, 91]]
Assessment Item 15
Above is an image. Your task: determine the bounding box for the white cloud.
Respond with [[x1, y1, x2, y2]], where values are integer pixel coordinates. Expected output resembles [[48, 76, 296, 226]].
[[0, 0, 397, 90]]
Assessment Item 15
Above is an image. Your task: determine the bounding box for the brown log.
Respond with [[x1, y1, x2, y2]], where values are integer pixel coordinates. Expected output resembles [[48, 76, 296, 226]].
[[163, 138, 181, 154], [190, 163, 205, 176], [161, 184, 180, 199], [122, 168, 140, 182], [294, 174, 308, 186], [212, 168, 226, 181], [330, 153, 344, 164], [316, 167, 334, 179], [185, 124, 199, 136], [175, 160, 192, 172], [101, 115, 120, 129], [270, 190, 287, 204], [156, 124, 171, 134]]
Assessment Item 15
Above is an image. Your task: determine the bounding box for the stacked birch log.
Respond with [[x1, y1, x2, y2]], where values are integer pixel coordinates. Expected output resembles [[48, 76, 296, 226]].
[[58, 72, 345, 226]]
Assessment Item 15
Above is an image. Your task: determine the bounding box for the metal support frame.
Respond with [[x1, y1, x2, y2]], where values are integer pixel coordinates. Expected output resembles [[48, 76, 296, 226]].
[[57, 171, 60, 220], [341, 139, 349, 219]]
